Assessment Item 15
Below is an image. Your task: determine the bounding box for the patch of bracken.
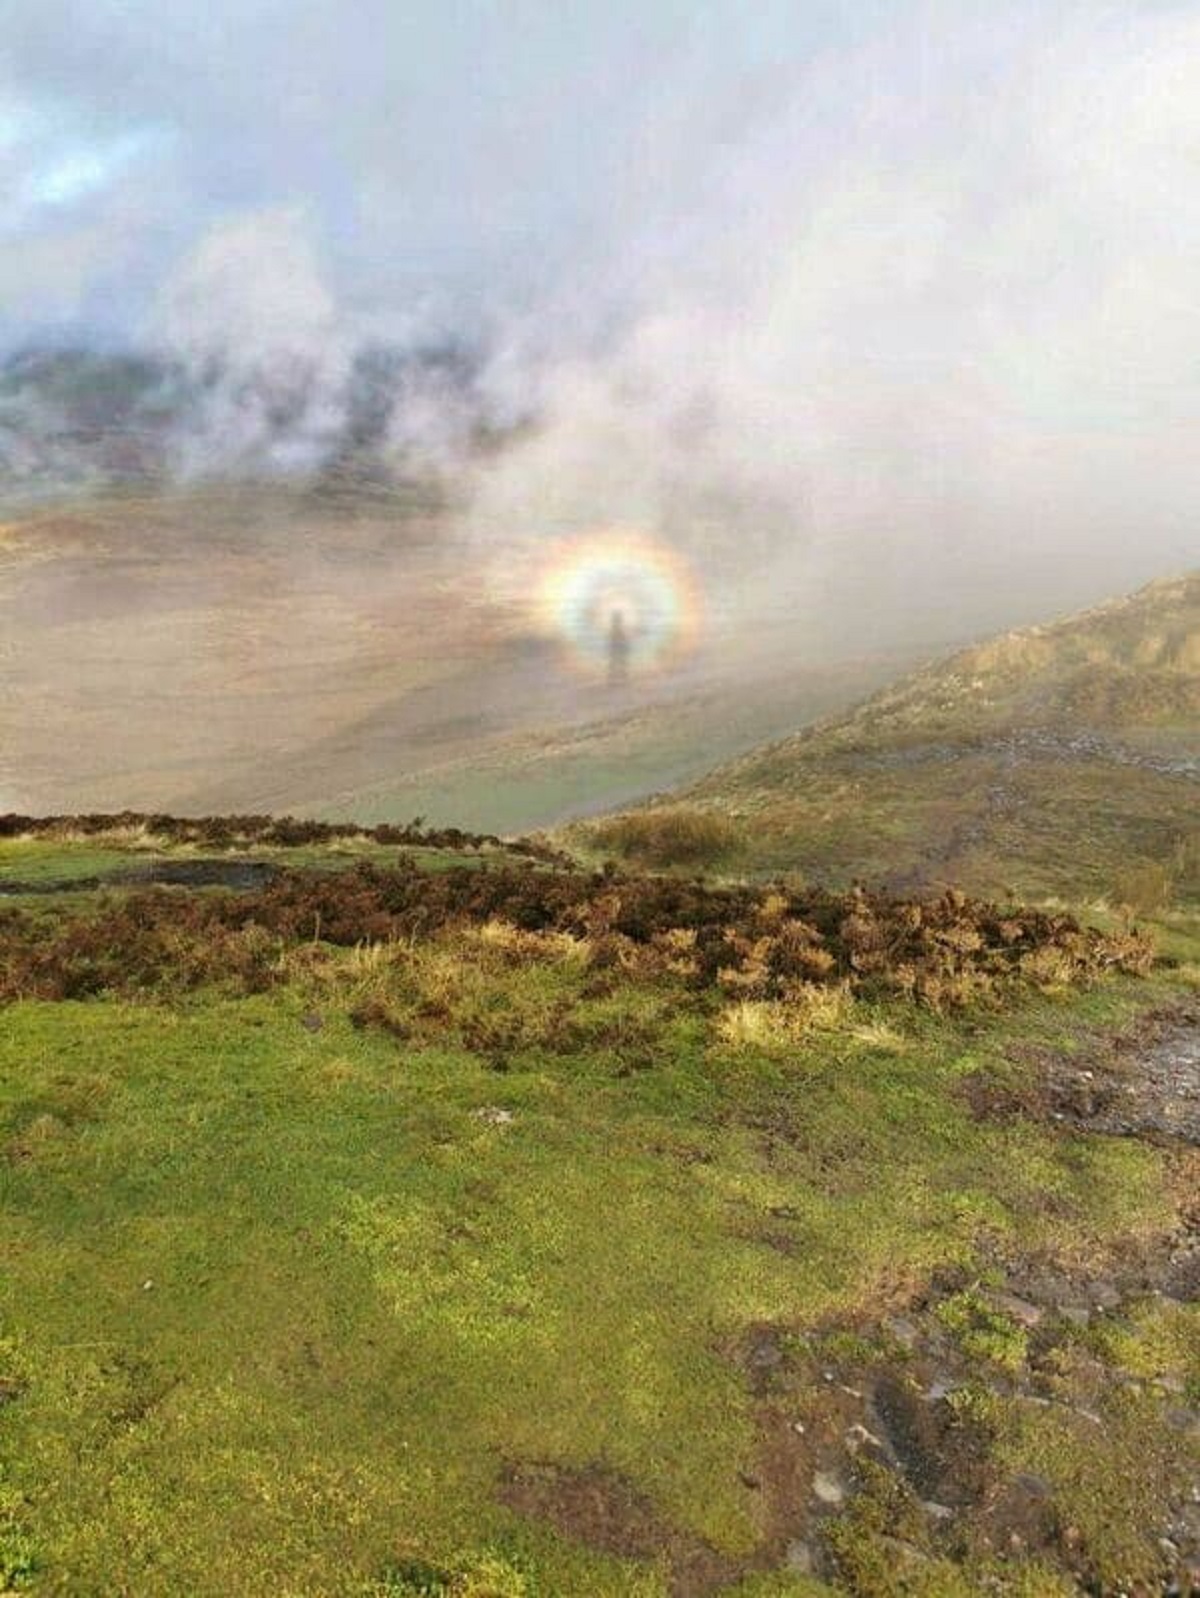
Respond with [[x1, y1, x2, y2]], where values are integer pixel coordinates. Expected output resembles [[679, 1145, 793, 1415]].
[[0, 858, 1152, 1006]]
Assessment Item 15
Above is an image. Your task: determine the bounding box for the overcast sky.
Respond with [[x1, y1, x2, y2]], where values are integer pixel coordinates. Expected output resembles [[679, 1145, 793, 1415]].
[[3, 0, 1198, 636], [2, 0, 899, 343]]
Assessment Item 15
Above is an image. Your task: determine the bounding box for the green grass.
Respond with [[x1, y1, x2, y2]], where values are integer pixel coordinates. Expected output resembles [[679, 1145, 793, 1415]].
[[0, 840, 144, 888], [0, 919, 1186, 1594], [0, 835, 492, 897], [0, 794, 1195, 1593]]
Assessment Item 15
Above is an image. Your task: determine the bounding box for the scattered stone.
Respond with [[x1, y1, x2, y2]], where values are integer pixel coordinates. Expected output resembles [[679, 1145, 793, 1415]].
[[473, 1106, 514, 1125], [1167, 1502, 1200, 1543], [1047, 1016, 1200, 1144], [1009, 1269, 1085, 1311], [922, 1500, 955, 1522], [885, 1316, 919, 1348], [986, 1291, 1043, 1329], [746, 1331, 783, 1371], [845, 1421, 884, 1452], [1060, 1305, 1090, 1327], [785, 1540, 815, 1575], [812, 1471, 846, 1506]]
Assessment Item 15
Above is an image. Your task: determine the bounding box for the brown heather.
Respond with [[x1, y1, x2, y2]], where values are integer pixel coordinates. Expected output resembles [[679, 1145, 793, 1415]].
[[0, 858, 1152, 1008]]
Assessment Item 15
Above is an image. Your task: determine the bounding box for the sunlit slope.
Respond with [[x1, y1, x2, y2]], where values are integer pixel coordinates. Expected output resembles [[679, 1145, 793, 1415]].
[[669, 573, 1200, 899]]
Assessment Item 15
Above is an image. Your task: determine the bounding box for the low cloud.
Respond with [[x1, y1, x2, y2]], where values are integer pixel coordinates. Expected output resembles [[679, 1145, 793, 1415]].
[[3, 1, 1199, 645]]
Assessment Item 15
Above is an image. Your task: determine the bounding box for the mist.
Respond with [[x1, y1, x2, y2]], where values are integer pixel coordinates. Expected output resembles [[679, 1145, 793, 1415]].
[[4, 0, 1200, 654]]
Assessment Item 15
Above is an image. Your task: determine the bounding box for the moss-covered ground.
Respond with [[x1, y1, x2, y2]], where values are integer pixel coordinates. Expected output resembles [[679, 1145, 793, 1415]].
[[1, 830, 1197, 1594]]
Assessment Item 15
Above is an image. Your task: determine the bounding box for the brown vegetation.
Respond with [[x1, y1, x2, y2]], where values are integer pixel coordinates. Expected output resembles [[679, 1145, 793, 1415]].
[[0, 809, 568, 864], [0, 858, 1151, 1008]]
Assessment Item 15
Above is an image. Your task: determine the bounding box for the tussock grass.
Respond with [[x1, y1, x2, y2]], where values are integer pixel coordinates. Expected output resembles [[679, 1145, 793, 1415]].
[[714, 986, 852, 1051], [0, 809, 567, 867], [846, 1017, 911, 1054], [1112, 858, 1176, 918], [581, 807, 743, 870]]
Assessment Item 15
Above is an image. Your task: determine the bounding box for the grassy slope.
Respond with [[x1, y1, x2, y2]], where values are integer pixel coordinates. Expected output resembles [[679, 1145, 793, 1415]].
[[3, 562, 1199, 1592], [0, 834, 493, 895], [636, 573, 1200, 903], [1, 833, 1198, 1595], [0, 964, 1186, 1595]]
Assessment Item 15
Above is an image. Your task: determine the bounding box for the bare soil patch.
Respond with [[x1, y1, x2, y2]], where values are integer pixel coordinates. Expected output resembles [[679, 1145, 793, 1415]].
[[498, 1462, 738, 1596]]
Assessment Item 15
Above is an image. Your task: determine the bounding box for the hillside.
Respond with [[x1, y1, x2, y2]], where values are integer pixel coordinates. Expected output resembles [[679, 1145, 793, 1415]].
[[0, 486, 903, 830], [618, 575, 1200, 904], [2, 571, 1198, 1595], [0, 815, 1197, 1595]]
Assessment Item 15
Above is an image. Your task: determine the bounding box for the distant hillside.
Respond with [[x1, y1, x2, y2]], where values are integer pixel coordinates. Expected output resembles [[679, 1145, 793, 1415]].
[[0, 341, 489, 496], [587, 574, 1200, 904], [823, 571, 1200, 748], [0, 485, 906, 830]]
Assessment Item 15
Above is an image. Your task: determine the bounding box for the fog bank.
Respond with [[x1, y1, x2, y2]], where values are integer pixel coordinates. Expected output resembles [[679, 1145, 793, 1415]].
[[4, 1, 1199, 649]]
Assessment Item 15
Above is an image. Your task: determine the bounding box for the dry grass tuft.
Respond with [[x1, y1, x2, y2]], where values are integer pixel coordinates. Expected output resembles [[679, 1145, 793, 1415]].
[[715, 982, 852, 1050], [584, 806, 741, 869], [471, 918, 589, 966], [849, 1019, 911, 1053]]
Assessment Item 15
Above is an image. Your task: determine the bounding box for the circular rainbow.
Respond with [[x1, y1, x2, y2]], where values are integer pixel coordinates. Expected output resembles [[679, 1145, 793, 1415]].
[[535, 528, 702, 678]]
